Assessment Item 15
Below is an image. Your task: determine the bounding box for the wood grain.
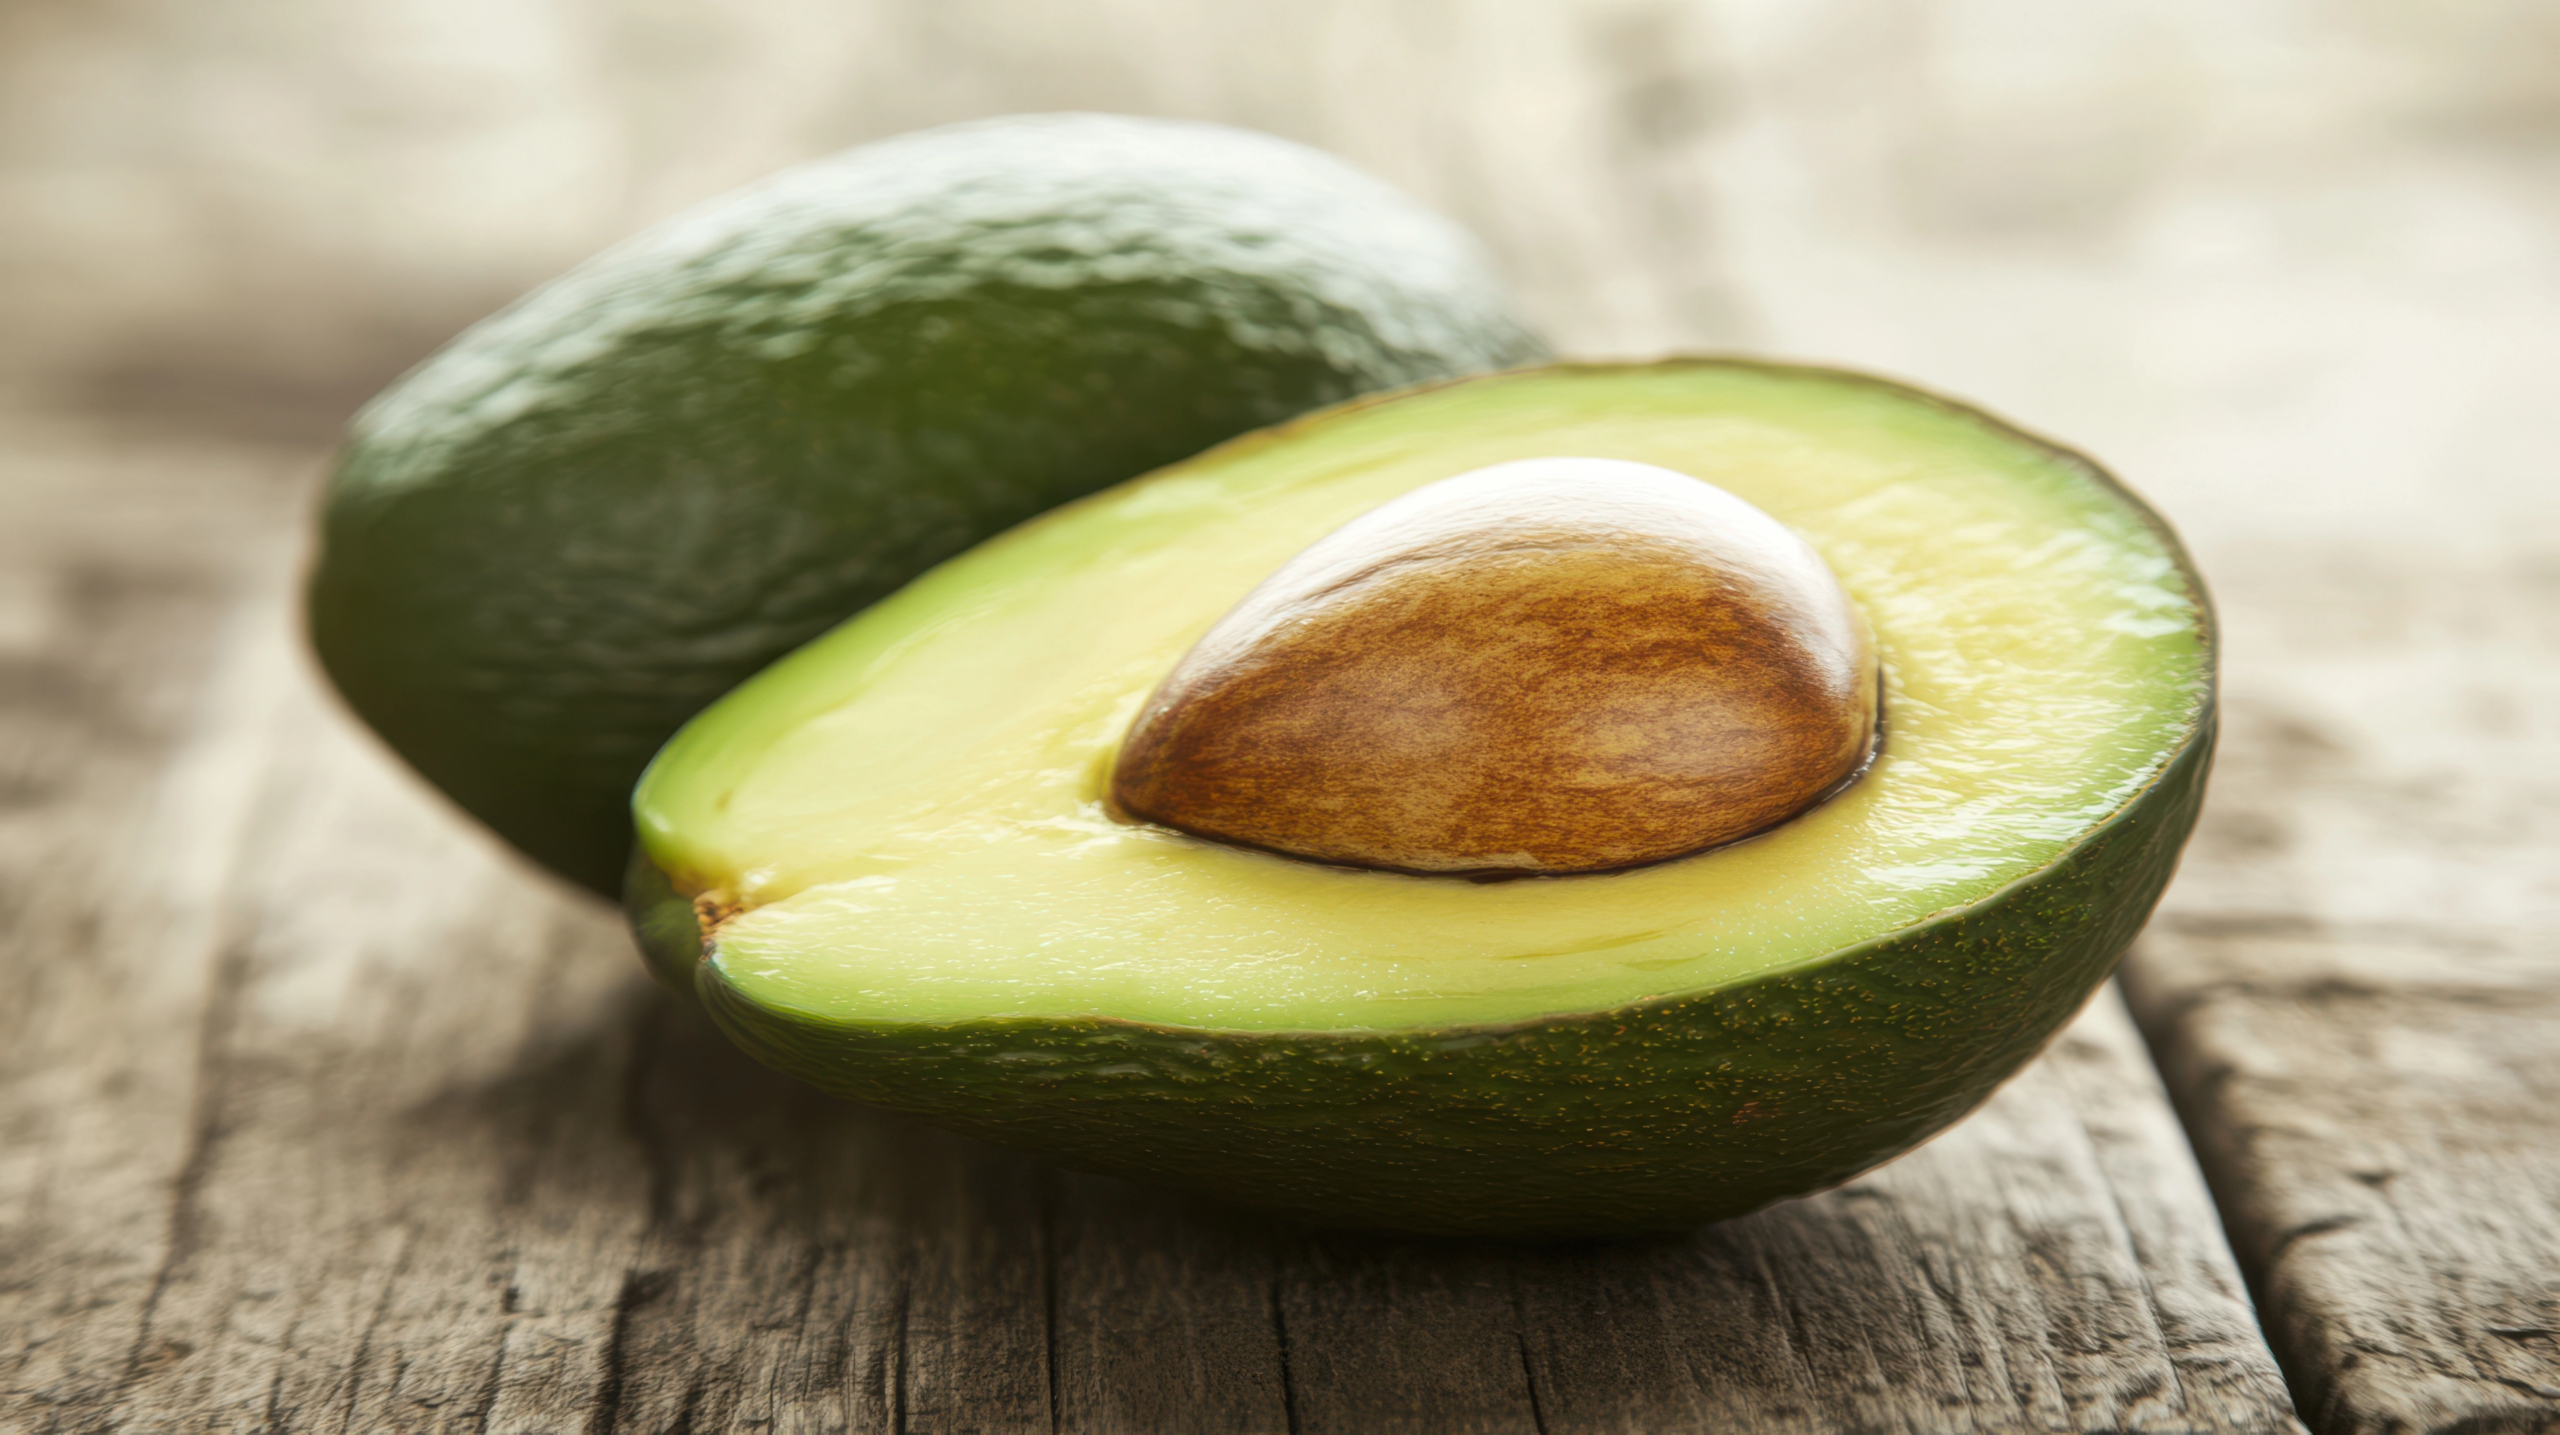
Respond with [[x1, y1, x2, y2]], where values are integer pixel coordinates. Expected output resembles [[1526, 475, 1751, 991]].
[[2119, 548, 2560, 1435], [0, 566, 2299, 1430], [2127, 923, 2560, 1435]]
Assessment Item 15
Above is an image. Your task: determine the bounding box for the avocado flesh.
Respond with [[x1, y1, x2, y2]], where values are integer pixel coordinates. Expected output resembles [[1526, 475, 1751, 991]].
[[633, 360, 2212, 1235], [308, 113, 1545, 895]]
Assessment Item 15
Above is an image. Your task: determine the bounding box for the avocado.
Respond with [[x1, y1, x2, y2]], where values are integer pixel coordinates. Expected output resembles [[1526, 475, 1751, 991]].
[[628, 360, 2214, 1238], [307, 113, 1547, 895]]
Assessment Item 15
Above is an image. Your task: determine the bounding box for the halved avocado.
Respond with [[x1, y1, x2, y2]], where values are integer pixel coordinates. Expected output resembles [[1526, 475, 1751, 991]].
[[629, 360, 2214, 1238]]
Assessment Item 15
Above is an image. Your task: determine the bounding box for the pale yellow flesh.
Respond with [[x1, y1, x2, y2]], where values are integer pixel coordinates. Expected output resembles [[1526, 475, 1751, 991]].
[[637, 365, 2207, 1033]]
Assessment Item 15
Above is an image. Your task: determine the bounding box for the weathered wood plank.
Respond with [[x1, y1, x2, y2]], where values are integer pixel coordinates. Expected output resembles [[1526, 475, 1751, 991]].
[[2047, 988, 2325, 1428], [2116, 544, 2560, 1431], [1507, 993, 2299, 1435], [2, 594, 2302, 1431], [2114, 525, 2560, 1435], [86, 614, 649, 1435], [0, 425, 310, 1433], [1274, 1240, 1542, 1435], [2127, 923, 2560, 1435], [1050, 1180, 1290, 1435]]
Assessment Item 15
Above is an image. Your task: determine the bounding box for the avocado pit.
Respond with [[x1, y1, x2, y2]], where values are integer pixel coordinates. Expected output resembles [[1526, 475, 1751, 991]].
[[1109, 457, 1880, 874]]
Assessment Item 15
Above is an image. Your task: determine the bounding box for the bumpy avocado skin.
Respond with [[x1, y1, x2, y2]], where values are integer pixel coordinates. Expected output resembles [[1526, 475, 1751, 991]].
[[637, 730, 2208, 1238], [309, 114, 1545, 895]]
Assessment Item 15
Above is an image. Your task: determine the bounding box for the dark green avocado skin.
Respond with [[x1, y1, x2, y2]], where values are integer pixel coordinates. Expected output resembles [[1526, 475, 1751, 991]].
[[309, 114, 1545, 895], [633, 724, 2211, 1239]]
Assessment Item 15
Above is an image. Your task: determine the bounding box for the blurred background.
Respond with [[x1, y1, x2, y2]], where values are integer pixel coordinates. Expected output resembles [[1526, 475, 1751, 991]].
[[4, 0, 2554, 934], [5, 0, 2556, 475]]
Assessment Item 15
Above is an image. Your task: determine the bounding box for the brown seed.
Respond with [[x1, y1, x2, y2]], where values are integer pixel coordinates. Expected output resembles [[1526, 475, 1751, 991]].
[[1109, 457, 1880, 875]]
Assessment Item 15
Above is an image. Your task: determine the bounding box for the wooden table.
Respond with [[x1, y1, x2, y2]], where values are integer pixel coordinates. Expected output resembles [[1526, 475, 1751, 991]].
[[4, 4, 2554, 1431]]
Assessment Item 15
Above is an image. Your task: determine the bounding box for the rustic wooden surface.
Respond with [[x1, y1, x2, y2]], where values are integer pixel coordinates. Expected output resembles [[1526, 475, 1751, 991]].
[[2121, 531, 2560, 1434], [3, 1, 2554, 1431], [0, 530, 2298, 1430]]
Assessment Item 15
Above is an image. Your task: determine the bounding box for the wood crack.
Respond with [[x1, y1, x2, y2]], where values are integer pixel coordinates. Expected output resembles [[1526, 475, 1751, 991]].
[[2266, 1216, 2360, 1265], [1508, 1274, 1552, 1435], [335, 1221, 415, 1434], [1042, 1174, 1062, 1435], [114, 930, 255, 1402], [469, 1316, 513, 1435], [583, 1266, 663, 1435], [2078, 1127, 2206, 1426], [888, 1269, 911, 1435], [1268, 1264, 1302, 1435]]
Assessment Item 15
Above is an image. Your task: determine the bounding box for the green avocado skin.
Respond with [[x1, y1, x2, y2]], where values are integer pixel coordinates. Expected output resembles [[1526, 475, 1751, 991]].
[[633, 725, 2210, 1239], [309, 114, 1545, 895]]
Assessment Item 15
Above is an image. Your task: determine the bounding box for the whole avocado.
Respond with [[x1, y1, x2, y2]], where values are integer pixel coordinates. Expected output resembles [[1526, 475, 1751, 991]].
[[308, 114, 1547, 894]]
